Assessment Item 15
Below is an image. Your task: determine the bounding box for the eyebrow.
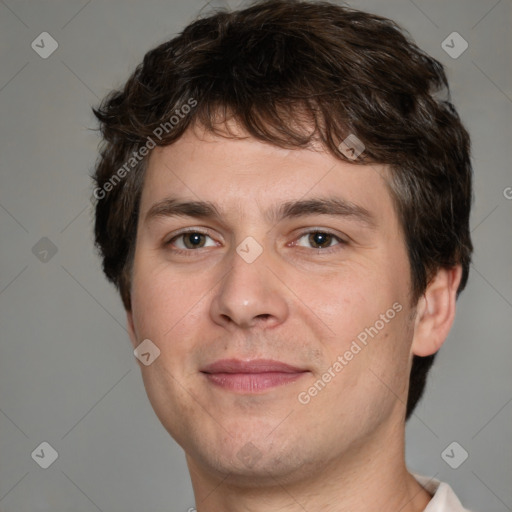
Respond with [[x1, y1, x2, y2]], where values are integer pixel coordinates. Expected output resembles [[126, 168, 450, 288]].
[[144, 196, 376, 228]]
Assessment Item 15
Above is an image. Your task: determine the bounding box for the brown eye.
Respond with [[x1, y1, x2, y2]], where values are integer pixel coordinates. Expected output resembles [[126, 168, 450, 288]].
[[307, 232, 334, 249], [295, 230, 344, 250], [166, 231, 217, 251], [182, 232, 207, 249]]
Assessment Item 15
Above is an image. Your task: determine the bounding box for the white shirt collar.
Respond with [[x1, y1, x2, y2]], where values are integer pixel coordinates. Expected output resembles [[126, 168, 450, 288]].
[[412, 473, 473, 511]]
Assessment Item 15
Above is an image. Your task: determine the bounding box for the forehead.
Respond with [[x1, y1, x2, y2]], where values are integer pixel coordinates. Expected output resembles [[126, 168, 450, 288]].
[[140, 123, 397, 228]]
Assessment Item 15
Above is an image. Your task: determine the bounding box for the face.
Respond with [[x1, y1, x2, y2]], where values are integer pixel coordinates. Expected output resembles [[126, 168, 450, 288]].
[[127, 122, 417, 484]]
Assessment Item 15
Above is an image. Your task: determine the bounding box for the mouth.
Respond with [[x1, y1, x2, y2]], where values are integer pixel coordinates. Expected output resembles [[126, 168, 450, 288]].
[[200, 359, 309, 393]]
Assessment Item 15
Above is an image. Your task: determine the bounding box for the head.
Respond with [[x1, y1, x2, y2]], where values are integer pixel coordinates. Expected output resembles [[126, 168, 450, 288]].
[[92, 0, 472, 481]]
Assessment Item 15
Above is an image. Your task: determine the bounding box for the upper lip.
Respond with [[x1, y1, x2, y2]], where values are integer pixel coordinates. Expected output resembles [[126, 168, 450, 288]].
[[201, 359, 307, 374]]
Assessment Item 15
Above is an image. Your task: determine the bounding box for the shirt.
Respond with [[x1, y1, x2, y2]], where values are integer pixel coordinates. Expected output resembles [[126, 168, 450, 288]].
[[413, 473, 474, 511]]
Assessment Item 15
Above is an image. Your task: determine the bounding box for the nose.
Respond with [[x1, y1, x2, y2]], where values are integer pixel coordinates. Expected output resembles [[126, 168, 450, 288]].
[[209, 242, 289, 330]]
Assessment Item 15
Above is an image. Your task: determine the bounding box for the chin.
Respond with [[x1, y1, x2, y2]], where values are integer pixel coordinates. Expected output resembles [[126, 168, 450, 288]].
[[184, 431, 323, 487]]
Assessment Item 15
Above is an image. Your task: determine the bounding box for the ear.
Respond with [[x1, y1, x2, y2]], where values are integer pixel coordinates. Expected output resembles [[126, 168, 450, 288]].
[[126, 309, 138, 349], [411, 265, 463, 357]]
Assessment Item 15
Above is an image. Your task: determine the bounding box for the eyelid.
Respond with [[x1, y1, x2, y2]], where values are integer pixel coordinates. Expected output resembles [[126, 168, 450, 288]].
[[164, 227, 217, 244], [294, 227, 348, 241]]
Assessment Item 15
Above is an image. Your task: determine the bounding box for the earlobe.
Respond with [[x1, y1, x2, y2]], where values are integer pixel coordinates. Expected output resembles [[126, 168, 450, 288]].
[[411, 265, 463, 357]]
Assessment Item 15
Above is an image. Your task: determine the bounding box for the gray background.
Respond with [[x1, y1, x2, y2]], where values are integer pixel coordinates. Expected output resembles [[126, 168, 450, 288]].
[[0, 0, 511, 511]]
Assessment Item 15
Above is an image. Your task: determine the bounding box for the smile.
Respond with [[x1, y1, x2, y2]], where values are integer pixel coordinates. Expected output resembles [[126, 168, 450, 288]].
[[200, 359, 309, 392]]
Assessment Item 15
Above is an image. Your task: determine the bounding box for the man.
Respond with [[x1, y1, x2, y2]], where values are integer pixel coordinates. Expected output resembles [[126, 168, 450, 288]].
[[92, 1, 474, 510]]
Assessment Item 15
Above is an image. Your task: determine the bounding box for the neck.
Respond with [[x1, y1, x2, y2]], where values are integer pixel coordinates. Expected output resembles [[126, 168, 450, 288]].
[[185, 416, 432, 512]]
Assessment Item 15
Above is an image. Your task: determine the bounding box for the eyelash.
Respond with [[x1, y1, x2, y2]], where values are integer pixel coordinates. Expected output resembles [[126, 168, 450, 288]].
[[164, 228, 348, 256]]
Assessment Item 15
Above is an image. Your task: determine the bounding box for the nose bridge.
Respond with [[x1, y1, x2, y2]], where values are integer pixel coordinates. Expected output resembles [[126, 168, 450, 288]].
[[210, 234, 289, 329]]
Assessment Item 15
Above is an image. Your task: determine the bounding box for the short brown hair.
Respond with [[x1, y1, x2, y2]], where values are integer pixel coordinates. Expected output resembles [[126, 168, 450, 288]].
[[92, 0, 473, 420]]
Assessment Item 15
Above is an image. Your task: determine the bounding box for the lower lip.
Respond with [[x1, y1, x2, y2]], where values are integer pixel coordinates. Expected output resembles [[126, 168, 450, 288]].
[[203, 372, 306, 392]]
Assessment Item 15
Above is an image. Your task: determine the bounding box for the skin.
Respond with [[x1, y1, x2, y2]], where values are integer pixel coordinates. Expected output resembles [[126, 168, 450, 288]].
[[126, 120, 462, 512]]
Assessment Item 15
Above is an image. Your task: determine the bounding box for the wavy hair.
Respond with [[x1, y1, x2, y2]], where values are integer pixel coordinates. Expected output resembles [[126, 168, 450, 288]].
[[92, 0, 473, 419]]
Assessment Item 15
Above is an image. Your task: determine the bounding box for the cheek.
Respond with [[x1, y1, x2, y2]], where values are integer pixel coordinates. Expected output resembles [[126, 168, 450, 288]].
[[129, 258, 214, 369], [294, 260, 412, 388], [131, 256, 192, 329], [308, 310, 413, 434], [290, 262, 400, 343]]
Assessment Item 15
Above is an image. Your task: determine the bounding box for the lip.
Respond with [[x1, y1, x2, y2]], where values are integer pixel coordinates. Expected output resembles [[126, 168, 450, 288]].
[[201, 358, 306, 374], [201, 359, 309, 393]]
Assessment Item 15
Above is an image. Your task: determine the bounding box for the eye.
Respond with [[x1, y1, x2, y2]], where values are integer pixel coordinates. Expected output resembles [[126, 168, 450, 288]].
[[294, 230, 346, 251], [166, 230, 217, 250], [164, 228, 347, 255]]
